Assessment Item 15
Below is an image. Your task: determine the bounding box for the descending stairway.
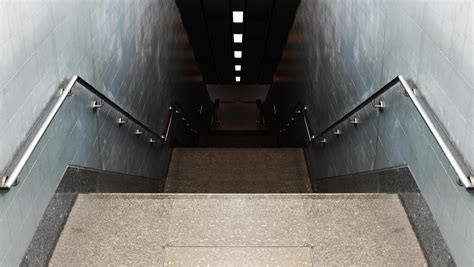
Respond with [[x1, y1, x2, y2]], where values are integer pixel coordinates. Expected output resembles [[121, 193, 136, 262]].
[[43, 146, 435, 266], [39, 128, 434, 265]]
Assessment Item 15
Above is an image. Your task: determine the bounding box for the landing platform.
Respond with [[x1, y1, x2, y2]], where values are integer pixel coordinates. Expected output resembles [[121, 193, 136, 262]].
[[49, 194, 426, 266]]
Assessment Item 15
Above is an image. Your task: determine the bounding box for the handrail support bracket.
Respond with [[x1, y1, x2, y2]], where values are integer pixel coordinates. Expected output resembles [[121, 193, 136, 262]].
[[91, 100, 103, 111], [373, 100, 385, 110]]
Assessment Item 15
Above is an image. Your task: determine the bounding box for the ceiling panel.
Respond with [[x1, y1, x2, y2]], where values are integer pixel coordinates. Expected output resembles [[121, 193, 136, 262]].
[[260, 0, 301, 82], [202, 0, 234, 82], [175, 0, 300, 84], [175, 0, 217, 83], [241, 0, 274, 84]]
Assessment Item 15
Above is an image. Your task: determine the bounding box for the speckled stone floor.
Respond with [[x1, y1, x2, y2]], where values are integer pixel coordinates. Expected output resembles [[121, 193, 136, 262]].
[[165, 148, 312, 193], [49, 194, 427, 266]]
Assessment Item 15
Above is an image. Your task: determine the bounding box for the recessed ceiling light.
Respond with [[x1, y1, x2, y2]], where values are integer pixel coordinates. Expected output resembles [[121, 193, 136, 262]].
[[236, 76, 241, 82], [233, 34, 243, 43], [234, 51, 242, 58], [235, 65, 241, 71], [233, 11, 244, 23]]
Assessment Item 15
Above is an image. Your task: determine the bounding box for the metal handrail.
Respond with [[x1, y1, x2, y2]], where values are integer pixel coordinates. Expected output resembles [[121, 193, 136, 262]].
[[278, 102, 304, 133], [302, 107, 315, 142], [161, 103, 199, 142], [312, 75, 473, 189], [174, 103, 199, 134], [1, 75, 164, 190], [256, 100, 265, 127], [161, 106, 175, 142], [279, 103, 315, 143]]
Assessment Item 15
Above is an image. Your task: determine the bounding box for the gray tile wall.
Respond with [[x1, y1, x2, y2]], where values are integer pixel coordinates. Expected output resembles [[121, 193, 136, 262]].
[[269, 0, 473, 265], [0, 0, 208, 265]]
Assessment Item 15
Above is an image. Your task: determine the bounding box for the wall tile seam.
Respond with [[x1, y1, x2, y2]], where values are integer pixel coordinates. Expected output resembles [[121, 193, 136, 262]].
[[0, 136, 54, 220], [445, 216, 473, 266], [463, 205, 474, 245], [2, 40, 81, 141], [420, 78, 470, 136], [415, 149, 472, 260], [3, 4, 38, 40], [3, 193, 29, 253], [0, 215, 13, 262], [50, 13, 77, 52], [425, 98, 472, 167], [380, 60, 472, 170], [415, 22, 473, 89], [93, 50, 160, 131], [0, 243, 13, 266], [416, 73, 471, 129], [90, 79, 163, 142], [1, 34, 53, 97], [5, 78, 60, 138], [0, 246, 12, 265]]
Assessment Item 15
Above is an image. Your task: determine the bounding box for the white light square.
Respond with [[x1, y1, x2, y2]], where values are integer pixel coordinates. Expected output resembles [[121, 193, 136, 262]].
[[234, 51, 242, 58], [235, 65, 241, 71], [235, 76, 241, 82], [233, 11, 244, 23], [233, 34, 243, 43]]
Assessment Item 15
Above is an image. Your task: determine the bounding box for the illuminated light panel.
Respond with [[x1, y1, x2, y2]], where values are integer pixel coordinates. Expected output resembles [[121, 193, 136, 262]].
[[234, 51, 242, 58], [235, 76, 241, 82], [233, 11, 244, 23], [235, 65, 241, 71], [233, 34, 243, 43]]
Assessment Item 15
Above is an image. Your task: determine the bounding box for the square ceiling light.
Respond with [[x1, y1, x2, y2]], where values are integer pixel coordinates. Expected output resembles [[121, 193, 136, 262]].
[[233, 11, 244, 23], [235, 65, 241, 71], [235, 76, 241, 82], [234, 51, 242, 58], [233, 34, 243, 43]]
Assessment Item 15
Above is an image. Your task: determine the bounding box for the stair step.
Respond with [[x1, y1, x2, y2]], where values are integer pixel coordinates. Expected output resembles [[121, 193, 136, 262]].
[[165, 148, 312, 193], [205, 130, 270, 136], [199, 134, 277, 147], [49, 193, 427, 266], [57, 166, 165, 193]]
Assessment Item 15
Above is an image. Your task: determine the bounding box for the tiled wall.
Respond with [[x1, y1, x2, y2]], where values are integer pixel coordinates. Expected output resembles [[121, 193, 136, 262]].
[[268, 0, 473, 264], [0, 0, 208, 265]]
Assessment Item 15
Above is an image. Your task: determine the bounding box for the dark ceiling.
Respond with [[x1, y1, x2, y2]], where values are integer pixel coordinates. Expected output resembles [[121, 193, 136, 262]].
[[175, 0, 301, 85]]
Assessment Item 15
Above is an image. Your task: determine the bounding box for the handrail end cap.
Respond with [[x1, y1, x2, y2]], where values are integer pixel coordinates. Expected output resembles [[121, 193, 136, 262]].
[[468, 176, 474, 189], [0, 175, 17, 190], [0, 175, 7, 186]]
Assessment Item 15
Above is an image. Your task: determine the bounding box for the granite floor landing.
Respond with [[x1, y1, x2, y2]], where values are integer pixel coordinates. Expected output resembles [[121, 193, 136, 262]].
[[49, 193, 427, 266]]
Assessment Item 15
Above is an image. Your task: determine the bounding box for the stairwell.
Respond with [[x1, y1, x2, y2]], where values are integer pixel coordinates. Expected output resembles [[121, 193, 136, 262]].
[[2, 0, 469, 265], [41, 132, 433, 266], [14, 93, 456, 266]]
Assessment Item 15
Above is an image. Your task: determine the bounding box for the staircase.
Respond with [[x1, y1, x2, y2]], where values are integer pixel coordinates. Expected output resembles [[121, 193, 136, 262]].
[[19, 96, 442, 266], [2, 57, 458, 265], [41, 142, 433, 266]]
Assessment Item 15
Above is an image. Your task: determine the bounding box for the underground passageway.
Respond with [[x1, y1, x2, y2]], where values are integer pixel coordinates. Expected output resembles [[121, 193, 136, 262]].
[[0, 0, 473, 266]]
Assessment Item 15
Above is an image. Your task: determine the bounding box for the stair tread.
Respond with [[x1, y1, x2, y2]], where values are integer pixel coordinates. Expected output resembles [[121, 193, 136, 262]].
[[165, 148, 312, 193], [199, 135, 277, 148], [50, 193, 426, 266]]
